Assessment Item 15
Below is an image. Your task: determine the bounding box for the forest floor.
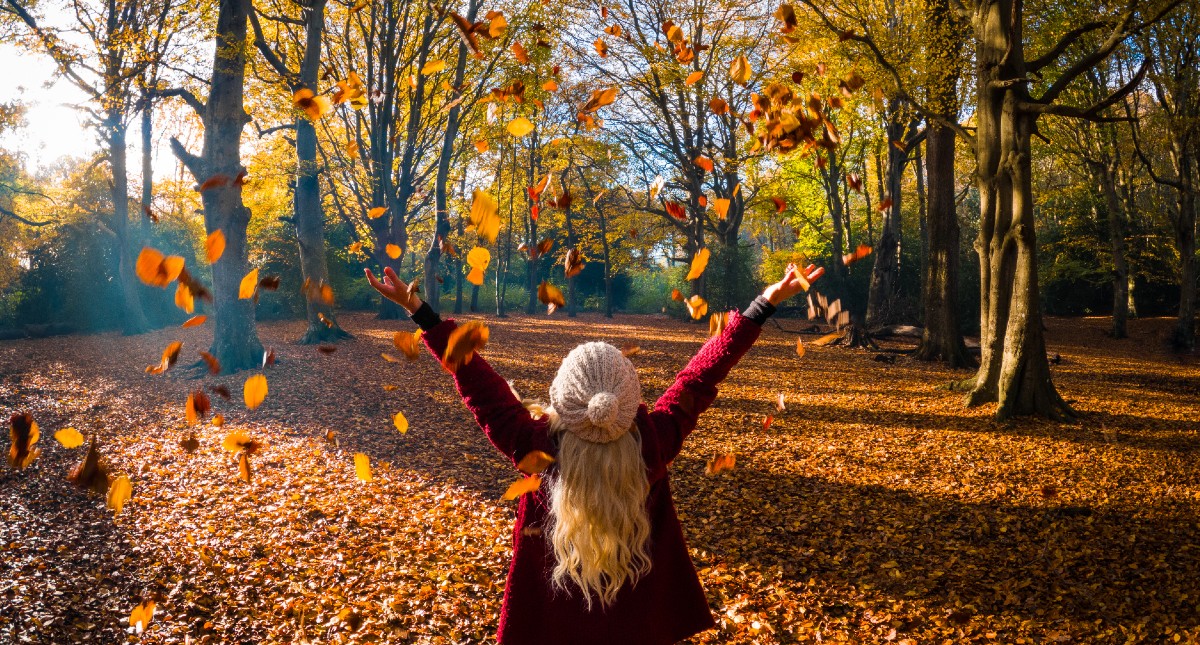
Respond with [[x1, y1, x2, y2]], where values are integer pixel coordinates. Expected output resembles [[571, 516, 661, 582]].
[[1, 312, 1198, 644]]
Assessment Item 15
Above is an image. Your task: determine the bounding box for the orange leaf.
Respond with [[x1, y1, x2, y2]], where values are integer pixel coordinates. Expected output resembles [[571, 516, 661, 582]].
[[205, 230, 226, 264], [685, 71, 703, 85], [243, 374, 268, 410], [442, 321, 489, 372], [772, 196, 786, 213], [693, 156, 714, 172], [503, 474, 541, 500], [367, 206, 386, 219], [145, 341, 183, 374], [7, 412, 40, 470], [135, 247, 185, 288], [354, 453, 372, 482], [393, 331, 421, 360], [685, 295, 708, 320], [685, 248, 710, 281], [705, 453, 736, 475], [517, 450, 555, 475], [182, 315, 207, 328], [671, 289, 684, 302], [537, 281, 566, 314], [842, 243, 873, 266]]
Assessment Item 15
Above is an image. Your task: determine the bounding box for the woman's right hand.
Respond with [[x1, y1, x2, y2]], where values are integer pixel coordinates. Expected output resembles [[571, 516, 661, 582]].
[[365, 266, 424, 315], [762, 263, 823, 306]]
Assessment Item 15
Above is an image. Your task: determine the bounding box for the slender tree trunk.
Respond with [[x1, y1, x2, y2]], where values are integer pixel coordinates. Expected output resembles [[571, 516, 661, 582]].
[[914, 124, 972, 366], [171, 0, 263, 373], [965, 0, 1072, 420], [577, 166, 613, 317], [821, 155, 848, 279], [1175, 180, 1197, 350], [109, 123, 150, 335], [497, 144, 514, 318], [525, 137, 540, 315], [1096, 159, 1130, 339], [293, 0, 348, 344], [915, 142, 929, 314], [140, 101, 153, 238], [867, 114, 910, 326]]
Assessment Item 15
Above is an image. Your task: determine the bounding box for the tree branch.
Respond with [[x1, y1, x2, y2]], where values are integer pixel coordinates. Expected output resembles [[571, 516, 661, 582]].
[[169, 137, 204, 179], [155, 87, 206, 118], [249, 5, 299, 84], [0, 204, 53, 226], [1027, 22, 1109, 72], [1021, 58, 1148, 121]]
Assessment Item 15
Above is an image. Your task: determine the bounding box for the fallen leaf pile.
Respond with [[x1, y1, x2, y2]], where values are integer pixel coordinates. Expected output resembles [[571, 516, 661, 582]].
[[1, 313, 1199, 643]]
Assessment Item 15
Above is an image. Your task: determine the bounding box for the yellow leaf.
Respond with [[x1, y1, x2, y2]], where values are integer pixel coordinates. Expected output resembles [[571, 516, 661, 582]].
[[107, 474, 132, 515], [685, 248, 710, 281], [503, 474, 541, 500], [466, 266, 485, 286], [386, 244, 402, 259], [367, 206, 386, 219], [238, 268, 259, 299], [205, 230, 226, 264], [244, 374, 268, 410], [507, 117, 535, 137], [420, 59, 446, 75], [129, 599, 156, 634], [469, 189, 500, 242], [53, 427, 84, 449], [466, 246, 491, 270], [354, 453, 372, 482], [730, 55, 752, 85], [685, 71, 703, 85], [713, 198, 730, 220], [393, 411, 408, 434], [686, 295, 708, 320]]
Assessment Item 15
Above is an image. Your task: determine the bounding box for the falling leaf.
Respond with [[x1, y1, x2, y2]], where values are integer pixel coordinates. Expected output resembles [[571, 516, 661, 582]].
[[442, 321, 489, 372], [730, 55, 752, 85], [354, 453, 372, 482], [145, 341, 183, 374], [842, 243, 873, 266], [542, 79, 558, 92], [665, 201, 687, 220], [503, 474, 542, 500], [878, 197, 894, 212], [239, 269, 259, 299], [621, 344, 641, 357], [53, 427, 84, 449], [847, 173, 863, 193], [686, 295, 708, 320], [796, 336, 806, 358], [263, 348, 276, 368], [135, 247, 185, 288], [68, 436, 109, 494], [510, 41, 530, 64], [685, 71, 704, 85], [205, 230, 226, 264], [516, 450, 555, 475], [705, 453, 736, 475], [694, 156, 714, 172], [671, 289, 684, 302], [581, 87, 618, 113], [593, 37, 608, 58], [772, 196, 787, 213], [709, 97, 728, 114], [174, 282, 194, 314], [293, 87, 332, 120], [107, 474, 132, 515], [775, 4, 797, 32], [367, 206, 386, 219], [386, 244, 402, 259], [507, 117, 535, 137], [420, 59, 446, 74], [474, 139, 489, 153], [393, 331, 421, 360], [129, 599, 156, 634], [8, 412, 40, 469], [182, 315, 207, 328], [466, 246, 491, 271], [185, 390, 211, 425], [393, 411, 409, 434], [222, 430, 262, 454], [685, 248, 710, 281], [763, 415, 774, 430], [469, 189, 500, 242], [563, 248, 584, 278], [244, 374, 268, 410], [649, 175, 665, 201], [713, 198, 730, 220], [708, 311, 728, 337], [238, 451, 252, 483], [538, 281, 566, 314], [777, 392, 787, 412]]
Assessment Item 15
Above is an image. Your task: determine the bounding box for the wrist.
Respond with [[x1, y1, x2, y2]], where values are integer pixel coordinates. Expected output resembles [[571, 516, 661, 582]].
[[763, 286, 784, 306]]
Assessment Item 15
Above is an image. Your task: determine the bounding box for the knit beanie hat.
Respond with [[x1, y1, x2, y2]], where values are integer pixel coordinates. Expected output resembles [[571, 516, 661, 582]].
[[549, 342, 641, 443]]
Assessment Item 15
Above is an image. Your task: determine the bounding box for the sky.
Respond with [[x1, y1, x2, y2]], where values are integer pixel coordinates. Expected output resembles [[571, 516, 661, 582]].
[[0, 41, 99, 172]]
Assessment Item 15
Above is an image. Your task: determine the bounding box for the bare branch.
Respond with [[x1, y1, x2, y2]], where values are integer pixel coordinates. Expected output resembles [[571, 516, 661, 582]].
[[0, 204, 53, 226], [1022, 58, 1148, 121], [155, 87, 206, 118], [1027, 22, 1109, 72], [249, 5, 299, 84]]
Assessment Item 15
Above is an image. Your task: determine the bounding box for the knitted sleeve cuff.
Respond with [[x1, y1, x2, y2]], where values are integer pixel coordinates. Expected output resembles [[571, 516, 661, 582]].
[[740, 295, 776, 326], [410, 301, 443, 331]]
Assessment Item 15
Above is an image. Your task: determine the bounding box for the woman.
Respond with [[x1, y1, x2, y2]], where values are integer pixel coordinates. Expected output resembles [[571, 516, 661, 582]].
[[366, 263, 812, 644]]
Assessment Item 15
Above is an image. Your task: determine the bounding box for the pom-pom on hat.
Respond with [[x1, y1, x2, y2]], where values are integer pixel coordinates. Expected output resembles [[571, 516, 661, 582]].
[[549, 342, 641, 443]]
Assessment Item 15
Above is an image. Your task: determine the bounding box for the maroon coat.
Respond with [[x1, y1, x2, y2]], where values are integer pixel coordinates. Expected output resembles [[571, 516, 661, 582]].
[[420, 310, 763, 645]]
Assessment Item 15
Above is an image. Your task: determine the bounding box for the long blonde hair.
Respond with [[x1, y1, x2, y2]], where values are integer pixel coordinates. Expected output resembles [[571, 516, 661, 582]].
[[543, 411, 652, 610]]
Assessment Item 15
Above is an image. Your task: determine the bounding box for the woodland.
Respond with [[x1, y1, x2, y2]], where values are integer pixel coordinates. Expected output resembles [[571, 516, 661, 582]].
[[0, 0, 1198, 642]]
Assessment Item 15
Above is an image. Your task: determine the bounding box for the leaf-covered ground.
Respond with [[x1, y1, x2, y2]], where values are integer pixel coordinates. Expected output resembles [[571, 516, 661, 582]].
[[1, 312, 1198, 644]]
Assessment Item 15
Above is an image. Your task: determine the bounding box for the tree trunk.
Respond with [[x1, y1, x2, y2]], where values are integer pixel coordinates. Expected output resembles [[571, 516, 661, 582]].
[[965, 0, 1072, 420], [866, 112, 910, 327], [914, 123, 972, 367], [1175, 182, 1197, 350], [140, 101, 153, 238], [294, 0, 348, 344], [171, 0, 263, 373], [109, 123, 150, 335], [1097, 159, 1130, 339], [820, 154, 848, 279]]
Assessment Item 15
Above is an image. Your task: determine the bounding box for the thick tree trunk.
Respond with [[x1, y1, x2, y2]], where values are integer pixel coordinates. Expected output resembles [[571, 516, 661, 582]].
[[293, 0, 348, 344], [109, 124, 150, 335], [966, 0, 1072, 420], [172, 0, 263, 373], [866, 113, 911, 326], [1175, 184, 1197, 350], [914, 124, 972, 367]]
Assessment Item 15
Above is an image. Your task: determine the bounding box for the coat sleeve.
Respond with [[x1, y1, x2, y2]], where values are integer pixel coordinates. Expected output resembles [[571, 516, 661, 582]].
[[647, 310, 762, 466], [421, 318, 551, 466]]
